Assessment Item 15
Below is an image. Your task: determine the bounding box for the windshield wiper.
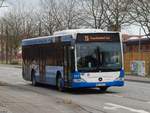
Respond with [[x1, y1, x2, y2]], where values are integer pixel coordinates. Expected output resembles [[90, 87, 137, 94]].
[[98, 67, 121, 72]]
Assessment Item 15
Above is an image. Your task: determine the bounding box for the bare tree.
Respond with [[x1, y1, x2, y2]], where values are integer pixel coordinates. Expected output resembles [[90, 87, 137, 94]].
[[80, 0, 106, 29], [23, 13, 40, 38], [0, 0, 7, 63], [0, 0, 5, 7], [60, 0, 81, 29], [0, 22, 4, 63], [1, 0, 150, 64], [2, 14, 20, 63], [104, 0, 133, 31], [40, 0, 62, 35], [0, 1, 41, 63], [0, 6, 38, 62], [130, 0, 150, 35]]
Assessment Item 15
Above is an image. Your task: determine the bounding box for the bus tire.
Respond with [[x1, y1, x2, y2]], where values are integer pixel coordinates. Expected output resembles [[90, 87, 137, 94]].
[[56, 75, 64, 92], [31, 69, 37, 86], [99, 86, 108, 92]]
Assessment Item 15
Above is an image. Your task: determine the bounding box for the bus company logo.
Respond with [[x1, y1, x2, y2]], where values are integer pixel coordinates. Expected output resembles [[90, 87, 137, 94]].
[[84, 36, 89, 41]]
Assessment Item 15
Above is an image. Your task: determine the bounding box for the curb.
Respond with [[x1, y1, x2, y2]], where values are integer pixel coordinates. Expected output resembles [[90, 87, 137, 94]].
[[125, 78, 150, 84]]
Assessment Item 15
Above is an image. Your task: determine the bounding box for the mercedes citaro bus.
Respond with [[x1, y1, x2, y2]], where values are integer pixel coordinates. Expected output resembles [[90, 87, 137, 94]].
[[22, 29, 124, 91]]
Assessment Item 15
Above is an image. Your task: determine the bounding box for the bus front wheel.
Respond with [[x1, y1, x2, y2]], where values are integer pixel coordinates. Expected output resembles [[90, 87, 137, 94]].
[[99, 86, 108, 92]]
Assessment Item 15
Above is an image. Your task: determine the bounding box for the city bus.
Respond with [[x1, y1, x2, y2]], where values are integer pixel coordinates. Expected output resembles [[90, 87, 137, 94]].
[[22, 29, 124, 91]]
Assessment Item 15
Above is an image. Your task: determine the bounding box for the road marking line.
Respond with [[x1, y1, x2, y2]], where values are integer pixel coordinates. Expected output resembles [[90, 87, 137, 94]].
[[104, 103, 149, 113], [105, 94, 123, 98]]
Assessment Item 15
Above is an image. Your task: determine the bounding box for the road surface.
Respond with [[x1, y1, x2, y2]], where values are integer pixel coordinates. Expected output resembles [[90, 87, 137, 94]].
[[0, 64, 150, 113]]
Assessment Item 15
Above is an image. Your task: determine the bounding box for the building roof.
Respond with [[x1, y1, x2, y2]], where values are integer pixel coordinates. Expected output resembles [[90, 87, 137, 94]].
[[125, 37, 150, 45]]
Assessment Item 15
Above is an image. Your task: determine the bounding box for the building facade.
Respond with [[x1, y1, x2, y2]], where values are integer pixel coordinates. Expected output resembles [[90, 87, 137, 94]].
[[124, 37, 150, 77]]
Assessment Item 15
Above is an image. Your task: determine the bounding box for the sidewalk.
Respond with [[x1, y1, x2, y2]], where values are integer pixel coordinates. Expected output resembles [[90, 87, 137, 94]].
[[0, 64, 22, 68], [125, 75, 150, 83]]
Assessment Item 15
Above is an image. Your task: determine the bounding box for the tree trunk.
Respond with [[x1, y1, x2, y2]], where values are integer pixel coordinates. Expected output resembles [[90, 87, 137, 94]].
[[5, 25, 9, 64]]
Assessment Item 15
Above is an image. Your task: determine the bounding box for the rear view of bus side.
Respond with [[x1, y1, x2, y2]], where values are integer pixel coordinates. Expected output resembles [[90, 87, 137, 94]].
[[22, 29, 124, 91]]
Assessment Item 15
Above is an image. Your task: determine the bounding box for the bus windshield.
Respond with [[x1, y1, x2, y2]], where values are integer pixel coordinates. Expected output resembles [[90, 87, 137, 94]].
[[76, 42, 122, 72]]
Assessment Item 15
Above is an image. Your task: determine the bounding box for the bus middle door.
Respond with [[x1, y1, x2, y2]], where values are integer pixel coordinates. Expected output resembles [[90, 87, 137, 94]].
[[39, 47, 46, 82]]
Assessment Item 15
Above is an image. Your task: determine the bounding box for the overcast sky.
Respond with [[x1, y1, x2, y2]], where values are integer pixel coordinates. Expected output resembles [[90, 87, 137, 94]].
[[0, 0, 146, 35]]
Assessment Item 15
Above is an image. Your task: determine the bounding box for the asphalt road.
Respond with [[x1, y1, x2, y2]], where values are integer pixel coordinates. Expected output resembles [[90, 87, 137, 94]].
[[0, 64, 150, 113]]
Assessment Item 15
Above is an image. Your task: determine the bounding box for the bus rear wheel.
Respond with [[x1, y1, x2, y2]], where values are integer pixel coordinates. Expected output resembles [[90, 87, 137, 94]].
[[99, 86, 108, 92]]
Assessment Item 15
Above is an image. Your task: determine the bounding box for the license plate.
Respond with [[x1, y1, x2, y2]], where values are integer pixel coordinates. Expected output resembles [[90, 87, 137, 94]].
[[96, 83, 106, 86]]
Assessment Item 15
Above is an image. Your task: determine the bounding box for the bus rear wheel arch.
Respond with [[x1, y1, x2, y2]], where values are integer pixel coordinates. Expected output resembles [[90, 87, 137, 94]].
[[99, 86, 108, 92]]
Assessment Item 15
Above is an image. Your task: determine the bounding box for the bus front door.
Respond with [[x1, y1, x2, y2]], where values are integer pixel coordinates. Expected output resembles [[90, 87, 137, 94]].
[[63, 46, 72, 86]]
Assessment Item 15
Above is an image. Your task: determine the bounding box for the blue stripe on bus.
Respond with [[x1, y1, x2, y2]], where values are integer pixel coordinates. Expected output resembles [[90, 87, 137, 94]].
[[35, 75, 56, 85], [71, 80, 124, 88], [120, 69, 125, 78], [46, 77, 56, 85]]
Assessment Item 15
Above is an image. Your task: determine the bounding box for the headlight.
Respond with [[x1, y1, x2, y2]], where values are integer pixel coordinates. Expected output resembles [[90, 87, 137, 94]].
[[73, 79, 86, 82], [115, 77, 124, 81], [72, 72, 81, 79]]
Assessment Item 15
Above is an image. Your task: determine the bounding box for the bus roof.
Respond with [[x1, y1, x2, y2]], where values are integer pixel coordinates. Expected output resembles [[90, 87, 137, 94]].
[[54, 29, 120, 37], [22, 35, 72, 46], [22, 36, 52, 46], [22, 29, 120, 46], [54, 29, 103, 36]]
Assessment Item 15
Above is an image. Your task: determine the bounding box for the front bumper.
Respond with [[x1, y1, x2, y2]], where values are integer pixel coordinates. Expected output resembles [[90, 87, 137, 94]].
[[71, 80, 124, 88]]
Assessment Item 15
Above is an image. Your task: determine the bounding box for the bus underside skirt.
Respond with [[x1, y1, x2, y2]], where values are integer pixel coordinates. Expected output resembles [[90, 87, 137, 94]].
[[71, 80, 124, 88]]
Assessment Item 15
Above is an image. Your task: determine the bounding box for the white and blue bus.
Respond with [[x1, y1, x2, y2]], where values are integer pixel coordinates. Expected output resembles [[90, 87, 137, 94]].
[[22, 29, 124, 91]]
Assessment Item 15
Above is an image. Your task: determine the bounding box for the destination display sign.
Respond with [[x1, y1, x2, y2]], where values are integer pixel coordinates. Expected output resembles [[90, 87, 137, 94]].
[[76, 33, 120, 42]]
